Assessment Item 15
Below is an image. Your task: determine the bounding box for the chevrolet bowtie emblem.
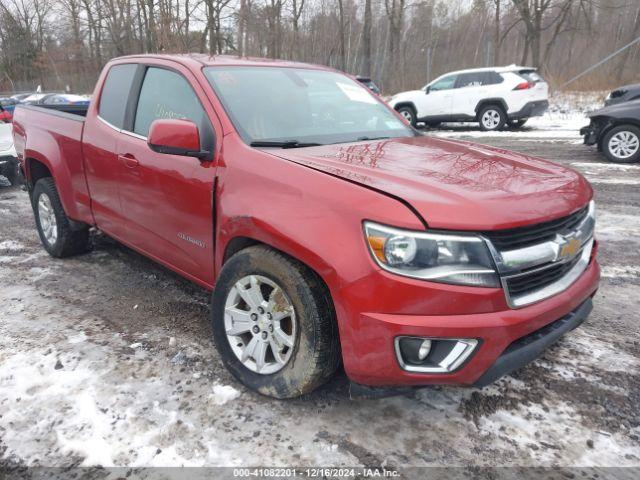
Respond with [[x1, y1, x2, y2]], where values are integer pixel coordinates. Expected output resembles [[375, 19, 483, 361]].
[[559, 237, 581, 259]]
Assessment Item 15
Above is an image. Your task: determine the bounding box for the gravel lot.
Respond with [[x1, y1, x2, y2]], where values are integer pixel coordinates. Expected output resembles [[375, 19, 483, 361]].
[[1, 115, 639, 473]]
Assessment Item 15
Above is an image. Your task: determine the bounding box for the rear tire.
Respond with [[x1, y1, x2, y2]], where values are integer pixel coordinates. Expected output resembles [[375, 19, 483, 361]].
[[396, 106, 417, 127], [478, 105, 506, 131], [31, 178, 90, 257], [211, 245, 340, 398], [602, 125, 640, 163]]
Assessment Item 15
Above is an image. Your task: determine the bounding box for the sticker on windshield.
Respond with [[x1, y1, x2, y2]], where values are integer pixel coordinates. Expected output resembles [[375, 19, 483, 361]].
[[336, 82, 377, 104]]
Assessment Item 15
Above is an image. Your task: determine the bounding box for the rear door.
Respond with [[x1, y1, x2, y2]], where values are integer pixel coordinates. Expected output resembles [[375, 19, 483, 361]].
[[453, 71, 505, 116], [115, 63, 219, 286], [83, 63, 139, 237]]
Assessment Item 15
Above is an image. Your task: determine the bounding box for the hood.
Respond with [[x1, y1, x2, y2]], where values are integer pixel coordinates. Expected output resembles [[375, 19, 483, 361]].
[[589, 98, 640, 118], [267, 136, 592, 231], [390, 90, 424, 104]]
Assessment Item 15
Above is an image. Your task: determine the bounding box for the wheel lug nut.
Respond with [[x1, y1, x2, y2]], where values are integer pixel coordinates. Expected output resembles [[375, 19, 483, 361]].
[[258, 307, 265, 314], [252, 326, 260, 334], [268, 325, 274, 332], [266, 313, 272, 320], [261, 332, 268, 339], [250, 313, 258, 321]]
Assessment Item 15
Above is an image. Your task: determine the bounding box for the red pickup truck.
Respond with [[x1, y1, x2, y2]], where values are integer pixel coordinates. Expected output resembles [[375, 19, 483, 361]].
[[13, 55, 599, 398]]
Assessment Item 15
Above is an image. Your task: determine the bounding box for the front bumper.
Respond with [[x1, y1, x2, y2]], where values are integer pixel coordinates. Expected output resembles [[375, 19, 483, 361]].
[[344, 257, 599, 387]]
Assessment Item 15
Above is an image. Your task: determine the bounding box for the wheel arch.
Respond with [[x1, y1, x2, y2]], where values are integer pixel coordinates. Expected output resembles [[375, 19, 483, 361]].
[[475, 98, 508, 117], [393, 102, 417, 115], [25, 157, 54, 189], [219, 226, 338, 290]]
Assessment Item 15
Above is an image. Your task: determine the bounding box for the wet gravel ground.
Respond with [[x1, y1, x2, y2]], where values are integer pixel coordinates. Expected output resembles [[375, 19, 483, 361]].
[[0, 126, 639, 474]]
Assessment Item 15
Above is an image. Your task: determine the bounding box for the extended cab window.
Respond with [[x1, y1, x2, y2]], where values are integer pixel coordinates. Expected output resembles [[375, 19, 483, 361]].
[[133, 67, 207, 137], [429, 75, 457, 91], [99, 64, 138, 128]]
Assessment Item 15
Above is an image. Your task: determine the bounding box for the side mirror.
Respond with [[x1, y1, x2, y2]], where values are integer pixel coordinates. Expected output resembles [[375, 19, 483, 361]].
[[425, 86, 431, 94], [148, 119, 210, 159]]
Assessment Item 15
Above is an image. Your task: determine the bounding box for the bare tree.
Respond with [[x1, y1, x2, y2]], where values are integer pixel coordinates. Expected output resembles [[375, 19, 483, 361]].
[[360, 0, 372, 76]]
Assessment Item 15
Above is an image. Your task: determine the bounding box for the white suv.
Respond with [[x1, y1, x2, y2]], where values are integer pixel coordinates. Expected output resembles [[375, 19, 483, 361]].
[[388, 66, 549, 131]]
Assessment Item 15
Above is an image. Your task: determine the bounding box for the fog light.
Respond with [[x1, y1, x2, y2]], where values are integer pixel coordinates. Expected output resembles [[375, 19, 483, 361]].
[[395, 337, 478, 373], [418, 339, 432, 360]]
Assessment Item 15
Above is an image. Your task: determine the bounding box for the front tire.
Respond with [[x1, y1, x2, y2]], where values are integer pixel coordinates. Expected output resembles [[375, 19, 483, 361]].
[[211, 245, 340, 398], [396, 106, 417, 127], [31, 178, 90, 257], [602, 125, 640, 163], [478, 105, 506, 131]]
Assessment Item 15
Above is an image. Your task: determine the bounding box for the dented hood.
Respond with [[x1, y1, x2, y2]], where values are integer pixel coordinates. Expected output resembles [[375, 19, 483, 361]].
[[268, 135, 592, 231]]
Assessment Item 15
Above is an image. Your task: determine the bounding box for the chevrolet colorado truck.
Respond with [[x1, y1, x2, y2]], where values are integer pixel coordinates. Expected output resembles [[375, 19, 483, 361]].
[[13, 55, 599, 398]]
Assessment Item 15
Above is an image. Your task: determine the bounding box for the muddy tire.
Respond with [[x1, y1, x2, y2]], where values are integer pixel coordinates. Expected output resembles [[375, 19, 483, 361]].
[[31, 178, 90, 257], [211, 245, 340, 398], [602, 125, 640, 163]]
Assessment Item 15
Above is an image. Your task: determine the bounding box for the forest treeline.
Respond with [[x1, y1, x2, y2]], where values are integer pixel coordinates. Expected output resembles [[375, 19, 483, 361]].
[[0, 0, 638, 93]]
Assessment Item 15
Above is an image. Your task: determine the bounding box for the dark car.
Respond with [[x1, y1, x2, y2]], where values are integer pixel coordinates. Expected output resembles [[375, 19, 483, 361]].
[[604, 83, 640, 106], [356, 76, 381, 95], [580, 99, 640, 163]]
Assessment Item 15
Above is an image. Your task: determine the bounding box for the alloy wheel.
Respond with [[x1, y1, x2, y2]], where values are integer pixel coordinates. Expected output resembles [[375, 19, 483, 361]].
[[38, 193, 58, 246], [399, 110, 414, 123], [608, 131, 639, 159], [224, 274, 296, 375], [481, 109, 501, 130]]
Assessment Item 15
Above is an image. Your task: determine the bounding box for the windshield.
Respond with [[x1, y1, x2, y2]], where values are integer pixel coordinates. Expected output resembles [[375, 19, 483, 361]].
[[204, 66, 415, 146]]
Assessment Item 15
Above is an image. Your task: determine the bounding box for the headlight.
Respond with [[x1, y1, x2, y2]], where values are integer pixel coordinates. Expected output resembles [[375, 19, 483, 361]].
[[364, 222, 499, 287]]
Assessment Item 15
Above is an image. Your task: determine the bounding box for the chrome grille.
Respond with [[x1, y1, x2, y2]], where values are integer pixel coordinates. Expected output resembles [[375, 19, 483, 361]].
[[483, 206, 589, 250], [485, 201, 596, 309], [505, 254, 582, 297]]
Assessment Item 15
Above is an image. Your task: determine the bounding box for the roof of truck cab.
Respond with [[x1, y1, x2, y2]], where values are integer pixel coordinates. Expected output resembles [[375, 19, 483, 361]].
[[113, 53, 333, 71]]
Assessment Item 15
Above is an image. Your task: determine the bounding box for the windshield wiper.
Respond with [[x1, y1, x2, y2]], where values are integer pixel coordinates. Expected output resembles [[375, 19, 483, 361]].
[[356, 136, 391, 142], [250, 140, 322, 149]]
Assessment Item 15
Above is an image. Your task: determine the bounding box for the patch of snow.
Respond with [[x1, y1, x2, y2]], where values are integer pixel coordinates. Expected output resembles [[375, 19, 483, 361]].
[[68, 332, 88, 344], [596, 212, 640, 241], [0, 240, 25, 251], [601, 266, 640, 279], [210, 384, 241, 405]]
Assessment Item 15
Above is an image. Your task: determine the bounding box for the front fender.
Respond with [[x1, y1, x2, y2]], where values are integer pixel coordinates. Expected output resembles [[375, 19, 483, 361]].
[[214, 136, 425, 358]]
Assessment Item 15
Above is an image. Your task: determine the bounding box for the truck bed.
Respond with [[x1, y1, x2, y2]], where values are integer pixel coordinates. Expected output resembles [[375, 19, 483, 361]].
[[20, 103, 89, 120], [12, 103, 93, 224]]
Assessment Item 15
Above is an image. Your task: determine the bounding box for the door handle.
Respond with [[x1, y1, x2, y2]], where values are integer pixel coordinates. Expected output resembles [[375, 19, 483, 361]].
[[119, 154, 139, 169]]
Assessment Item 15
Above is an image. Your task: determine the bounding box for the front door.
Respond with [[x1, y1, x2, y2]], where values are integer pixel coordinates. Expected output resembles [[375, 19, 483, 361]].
[[115, 65, 218, 286], [416, 74, 457, 118]]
